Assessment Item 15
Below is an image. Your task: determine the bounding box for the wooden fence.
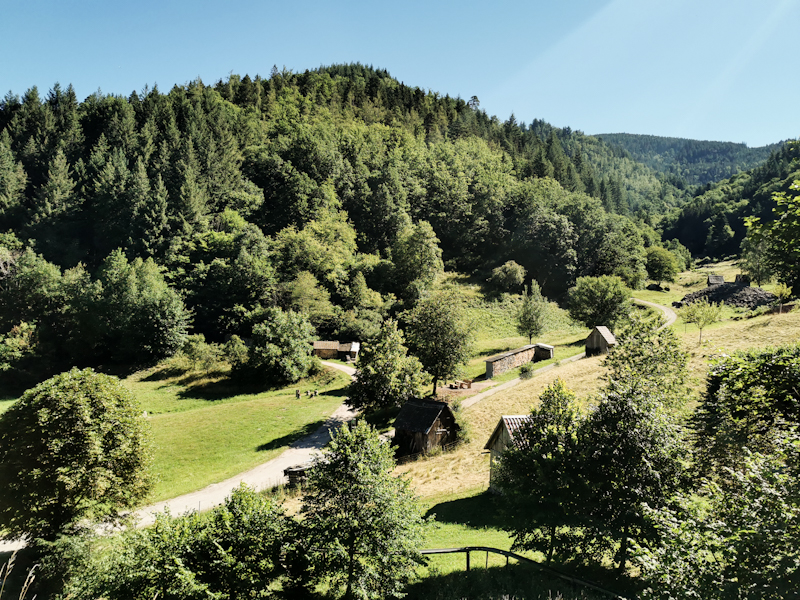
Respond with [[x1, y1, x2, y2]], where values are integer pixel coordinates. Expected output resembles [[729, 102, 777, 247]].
[[421, 546, 628, 600]]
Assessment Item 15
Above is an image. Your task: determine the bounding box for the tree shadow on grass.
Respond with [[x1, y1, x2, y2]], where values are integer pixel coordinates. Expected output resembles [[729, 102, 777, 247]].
[[362, 406, 401, 432], [408, 559, 640, 600], [425, 490, 507, 531], [256, 419, 324, 452]]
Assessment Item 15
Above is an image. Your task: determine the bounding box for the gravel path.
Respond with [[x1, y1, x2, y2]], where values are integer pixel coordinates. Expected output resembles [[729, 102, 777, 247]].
[[632, 297, 678, 328], [136, 361, 357, 525], [0, 362, 358, 551]]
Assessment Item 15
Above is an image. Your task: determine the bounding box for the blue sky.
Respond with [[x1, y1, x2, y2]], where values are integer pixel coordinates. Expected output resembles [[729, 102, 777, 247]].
[[2, 0, 797, 146]]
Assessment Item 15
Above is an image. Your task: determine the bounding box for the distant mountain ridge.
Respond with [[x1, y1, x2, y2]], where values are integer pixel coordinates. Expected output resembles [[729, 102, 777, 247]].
[[596, 133, 784, 187]]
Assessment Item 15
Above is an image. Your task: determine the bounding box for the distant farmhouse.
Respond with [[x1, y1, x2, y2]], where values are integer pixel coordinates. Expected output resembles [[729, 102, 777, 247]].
[[585, 326, 616, 356], [484, 415, 531, 492], [311, 341, 360, 361], [393, 398, 460, 456]]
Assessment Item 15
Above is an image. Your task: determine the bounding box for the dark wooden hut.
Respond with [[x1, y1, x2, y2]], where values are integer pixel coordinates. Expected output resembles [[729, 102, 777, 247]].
[[484, 415, 531, 492], [393, 398, 460, 456], [585, 326, 617, 356]]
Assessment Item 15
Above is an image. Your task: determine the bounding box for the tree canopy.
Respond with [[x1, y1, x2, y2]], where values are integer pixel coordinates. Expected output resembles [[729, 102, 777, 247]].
[[299, 419, 426, 600], [0, 368, 152, 541]]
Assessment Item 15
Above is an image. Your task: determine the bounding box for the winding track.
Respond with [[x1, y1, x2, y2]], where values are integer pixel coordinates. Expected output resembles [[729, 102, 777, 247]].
[[632, 297, 678, 328], [135, 361, 358, 526], [0, 362, 358, 552], [1, 301, 678, 550]]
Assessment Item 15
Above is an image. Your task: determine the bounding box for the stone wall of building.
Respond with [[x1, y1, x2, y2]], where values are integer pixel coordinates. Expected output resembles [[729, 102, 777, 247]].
[[485, 345, 537, 378]]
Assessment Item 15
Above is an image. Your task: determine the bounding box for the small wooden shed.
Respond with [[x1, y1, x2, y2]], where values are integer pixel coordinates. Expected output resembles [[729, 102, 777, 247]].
[[312, 341, 340, 359], [484, 415, 531, 492], [312, 341, 361, 361], [393, 398, 460, 456], [585, 326, 617, 356], [707, 274, 725, 286]]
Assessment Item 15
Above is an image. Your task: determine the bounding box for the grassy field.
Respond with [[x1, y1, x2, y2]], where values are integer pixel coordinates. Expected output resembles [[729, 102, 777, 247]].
[[127, 365, 352, 502]]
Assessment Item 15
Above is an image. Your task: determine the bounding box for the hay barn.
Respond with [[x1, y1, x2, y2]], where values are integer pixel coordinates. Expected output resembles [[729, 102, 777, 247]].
[[585, 326, 617, 356], [484, 415, 531, 492], [393, 398, 460, 456]]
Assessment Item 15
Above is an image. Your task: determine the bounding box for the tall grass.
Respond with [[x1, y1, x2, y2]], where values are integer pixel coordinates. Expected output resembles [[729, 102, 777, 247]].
[[0, 553, 36, 600]]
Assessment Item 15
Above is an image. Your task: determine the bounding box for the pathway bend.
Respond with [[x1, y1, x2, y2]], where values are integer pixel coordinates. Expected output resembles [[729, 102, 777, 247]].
[[632, 297, 678, 328], [0, 362, 359, 551], [135, 360, 358, 525]]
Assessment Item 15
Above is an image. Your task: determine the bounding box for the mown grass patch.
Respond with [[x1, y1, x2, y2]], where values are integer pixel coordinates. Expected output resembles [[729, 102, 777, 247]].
[[127, 366, 351, 502]]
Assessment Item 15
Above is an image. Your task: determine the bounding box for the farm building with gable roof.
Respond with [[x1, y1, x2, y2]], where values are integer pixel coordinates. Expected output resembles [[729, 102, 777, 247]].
[[393, 398, 460, 456]]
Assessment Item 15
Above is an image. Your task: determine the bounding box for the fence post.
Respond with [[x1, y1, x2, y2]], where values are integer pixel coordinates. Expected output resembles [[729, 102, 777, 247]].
[[466, 550, 470, 572]]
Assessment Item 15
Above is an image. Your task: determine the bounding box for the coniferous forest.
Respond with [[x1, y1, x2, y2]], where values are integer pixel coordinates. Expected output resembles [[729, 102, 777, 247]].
[[1, 63, 800, 600], [0, 64, 714, 381]]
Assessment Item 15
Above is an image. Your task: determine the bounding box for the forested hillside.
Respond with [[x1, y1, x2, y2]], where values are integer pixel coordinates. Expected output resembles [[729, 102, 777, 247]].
[[597, 132, 783, 186], [0, 64, 693, 382], [661, 141, 799, 257]]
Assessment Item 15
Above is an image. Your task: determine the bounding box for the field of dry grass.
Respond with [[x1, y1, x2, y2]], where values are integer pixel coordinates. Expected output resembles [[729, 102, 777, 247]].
[[401, 303, 800, 502]]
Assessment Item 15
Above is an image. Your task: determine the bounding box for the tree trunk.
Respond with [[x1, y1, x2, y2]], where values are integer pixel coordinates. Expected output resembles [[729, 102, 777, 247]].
[[616, 525, 629, 573], [432, 378, 438, 396], [344, 530, 357, 600], [546, 525, 556, 564]]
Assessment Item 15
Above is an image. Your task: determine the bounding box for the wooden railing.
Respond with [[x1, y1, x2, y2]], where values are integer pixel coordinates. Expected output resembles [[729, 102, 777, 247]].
[[421, 546, 628, 600]]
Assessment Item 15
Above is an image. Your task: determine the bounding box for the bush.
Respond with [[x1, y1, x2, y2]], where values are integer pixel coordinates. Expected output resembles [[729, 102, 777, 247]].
[[519, 363, 535, 379]]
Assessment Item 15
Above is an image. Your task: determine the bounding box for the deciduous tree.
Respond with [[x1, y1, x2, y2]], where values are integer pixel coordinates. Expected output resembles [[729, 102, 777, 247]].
[[300, 420, 426, 600], [645, 246, 678, 287], [567, 275, 631, 329], [680, 298, 721, 345], [403, 293, 473, 395], [347, 319, 427, 412], [0, 368, 152, 541], [497, 379, 585, 563]]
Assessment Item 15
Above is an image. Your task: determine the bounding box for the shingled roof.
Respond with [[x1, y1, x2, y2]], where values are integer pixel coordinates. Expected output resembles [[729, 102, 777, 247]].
[[484, 415, 531, 450], [313, 341, 340, 350], [593, 326, 617, 346], [394, 398, 455, 434]]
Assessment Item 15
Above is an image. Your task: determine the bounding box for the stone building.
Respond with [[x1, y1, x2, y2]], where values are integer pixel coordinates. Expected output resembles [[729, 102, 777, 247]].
[[484, 343, 555, 379]]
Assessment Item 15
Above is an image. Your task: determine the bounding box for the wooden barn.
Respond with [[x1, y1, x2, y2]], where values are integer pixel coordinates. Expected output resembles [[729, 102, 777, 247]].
[[312, 341, 360, 361], [484, 415, 531, 492], [312, 341, 340, 359], [585, 326, 617, 356], [393, 398, 460, 456]]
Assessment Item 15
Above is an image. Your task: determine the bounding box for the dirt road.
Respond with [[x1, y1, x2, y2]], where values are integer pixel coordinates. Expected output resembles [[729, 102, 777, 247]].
[[632, 297, 679, 328], [0, 362, 358, 551]]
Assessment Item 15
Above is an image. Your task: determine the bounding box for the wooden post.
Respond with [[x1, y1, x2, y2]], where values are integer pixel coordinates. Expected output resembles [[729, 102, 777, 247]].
[[486, 551, 489, 568], [466, 550, 470, 572]]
